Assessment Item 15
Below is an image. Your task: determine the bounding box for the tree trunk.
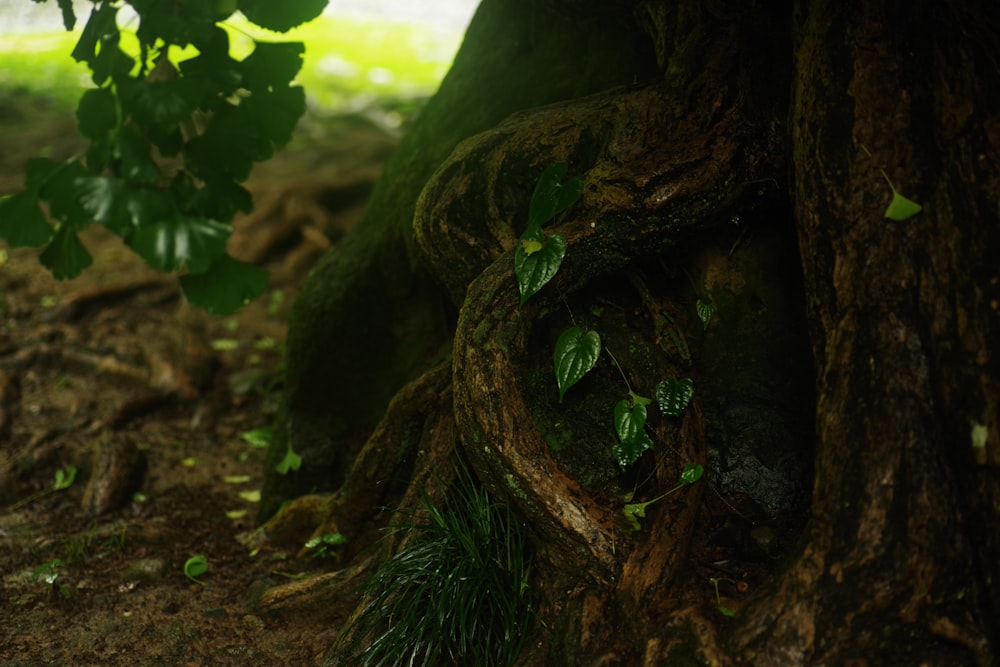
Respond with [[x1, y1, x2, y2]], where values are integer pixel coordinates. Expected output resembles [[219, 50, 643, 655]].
[[256, 0, 999, 663], [728, 2, 999, 663]]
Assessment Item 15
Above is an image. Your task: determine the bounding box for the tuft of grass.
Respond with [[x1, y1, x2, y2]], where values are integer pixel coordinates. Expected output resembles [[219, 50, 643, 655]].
[[338, 456, 531, 667]]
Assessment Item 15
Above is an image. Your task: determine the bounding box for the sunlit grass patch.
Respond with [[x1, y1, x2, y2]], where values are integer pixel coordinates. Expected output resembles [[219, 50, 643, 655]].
[[0, 32, 89, 108], [0, 13, 461, 112]]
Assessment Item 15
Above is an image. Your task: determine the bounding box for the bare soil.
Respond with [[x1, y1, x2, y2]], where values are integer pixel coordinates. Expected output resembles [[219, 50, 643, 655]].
[[0, 89, 400, 666]]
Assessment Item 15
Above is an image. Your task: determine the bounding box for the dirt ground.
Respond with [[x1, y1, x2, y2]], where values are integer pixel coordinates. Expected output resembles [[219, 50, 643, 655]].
[[0, 89, 401, 666]]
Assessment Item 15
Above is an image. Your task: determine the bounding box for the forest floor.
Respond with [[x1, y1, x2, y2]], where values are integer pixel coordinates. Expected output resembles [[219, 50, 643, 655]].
[[0, 89, 401, 665]]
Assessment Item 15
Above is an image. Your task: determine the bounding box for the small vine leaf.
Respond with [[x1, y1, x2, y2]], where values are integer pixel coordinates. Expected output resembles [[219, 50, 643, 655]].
[[680, 462, 704, 484], [613, 431, 654, 469], [622, 510, 642, 533], [515, 232, 566, 304], [553, 326, 601, 402], [622, 499, 653, 533], [527, 163, 585, 233], [696, 299, 715, 330], [885, 188, 922, 221], [656, 378, 694, 417], [614, 399, 647, 445]]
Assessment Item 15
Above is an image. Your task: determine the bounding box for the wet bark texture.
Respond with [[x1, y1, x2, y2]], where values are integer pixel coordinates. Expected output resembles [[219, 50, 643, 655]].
[[259, 0, 998, 663]]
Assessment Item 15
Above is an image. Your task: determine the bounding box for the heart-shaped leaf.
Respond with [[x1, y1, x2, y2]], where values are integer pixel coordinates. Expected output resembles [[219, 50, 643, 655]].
[[515, 232, 566, 304], [553, 326, 601, 402], [613, 431, 654, 469], [527, 163, 585, 233], [696, 299, 715, 330], [656, 378, 694, 417], [680, 462, 704, 484], [614, 399, 647, 445]]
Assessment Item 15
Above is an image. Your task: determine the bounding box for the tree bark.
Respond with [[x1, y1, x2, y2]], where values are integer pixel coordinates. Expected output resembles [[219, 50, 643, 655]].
[[257, 0, 999, 663], [728, 1, 999, 664]]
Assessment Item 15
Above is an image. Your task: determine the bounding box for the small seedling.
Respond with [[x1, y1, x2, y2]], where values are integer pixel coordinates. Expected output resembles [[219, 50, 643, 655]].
[[184, 555, 208, 585], [622, 463, 704, 531], [709, 577, 737, 617], [8, 465, 77, 511], [304, 533, 347, 560], [31, 559, 71, 599], [53, 465, 77, 490]]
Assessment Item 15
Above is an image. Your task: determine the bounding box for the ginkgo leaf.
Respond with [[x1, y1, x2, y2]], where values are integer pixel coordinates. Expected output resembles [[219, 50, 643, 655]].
[[884, 188, 922, 221], [0, 192, 53, 247], [39, 225, 93, 280], [130, 214, 229, 273], [880, 169, 922, 221], [656, 378, 694, 417], [274, 445, 302, 474], [514, 232, 566, 304], [179, 255, 269, 315], [553, 326, 601, 402]]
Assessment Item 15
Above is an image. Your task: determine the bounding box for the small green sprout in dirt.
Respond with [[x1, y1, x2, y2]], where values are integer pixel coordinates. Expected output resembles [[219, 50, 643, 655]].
[[184, 555, 209, 585], [8, 465, 77, 511], [622, 463, 704, 531], [709, 577, 738, 617], [31, 559, 71, 599], [304, 533, 347, 560]]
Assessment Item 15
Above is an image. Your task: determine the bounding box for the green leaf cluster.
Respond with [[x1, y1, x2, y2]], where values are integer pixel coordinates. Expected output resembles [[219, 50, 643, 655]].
[[0, 0, 326, 313], [622, 463, 704, 531], [513, 163, 583, 304]]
